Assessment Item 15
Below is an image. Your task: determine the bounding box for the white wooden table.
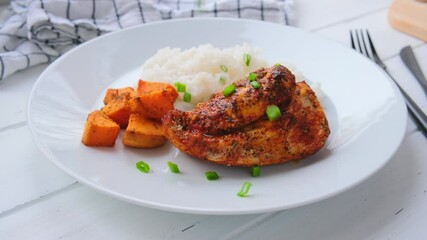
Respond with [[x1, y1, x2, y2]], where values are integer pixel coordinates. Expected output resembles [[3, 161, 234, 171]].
[[1, 0, 427, 239]]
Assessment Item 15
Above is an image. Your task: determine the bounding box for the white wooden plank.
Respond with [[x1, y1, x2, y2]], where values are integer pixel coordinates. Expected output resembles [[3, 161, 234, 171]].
[[0, 125, 75, 213], [0, 184, 264, 240], [1, 132, 424, 240], [313, 9, 424, 60], [0, 65, 48, 129], [294, 0, 392, 30], [225, 132, 427, 240]]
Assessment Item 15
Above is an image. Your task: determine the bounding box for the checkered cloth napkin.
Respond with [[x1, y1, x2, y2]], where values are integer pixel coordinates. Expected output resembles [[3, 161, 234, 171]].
[[0, 0, 294, 81]]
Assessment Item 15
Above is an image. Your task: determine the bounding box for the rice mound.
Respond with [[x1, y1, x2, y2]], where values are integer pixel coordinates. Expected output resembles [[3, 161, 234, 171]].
[[140, 44, 268, 104]]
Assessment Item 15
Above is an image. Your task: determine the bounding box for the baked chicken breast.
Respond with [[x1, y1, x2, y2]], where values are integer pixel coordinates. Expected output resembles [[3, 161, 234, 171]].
[[162, 65, 330, 166], [188, 65, 296, 135]]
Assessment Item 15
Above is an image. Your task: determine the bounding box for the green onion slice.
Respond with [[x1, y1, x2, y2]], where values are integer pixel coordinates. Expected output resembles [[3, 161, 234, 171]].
[[183, 92, 192, 102], [237, 182, 252, 197], [136, 161, 150, 173], [220, 64, 228, 72], [250, 81, 261, 89], [251, 166, 261, 177], [248, 72, 257, 81], [174, 82, 186, 93], [266, 105, 282, 121], [274, 63, 282, 66], [167, 161, 180, 173], [223, 84, 236, 97], [243, 53, 251, 66], [205, 171, 219, 181]]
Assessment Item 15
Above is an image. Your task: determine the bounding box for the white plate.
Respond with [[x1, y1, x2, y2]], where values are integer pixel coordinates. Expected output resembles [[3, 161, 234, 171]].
[[28, 18, 407, 215]]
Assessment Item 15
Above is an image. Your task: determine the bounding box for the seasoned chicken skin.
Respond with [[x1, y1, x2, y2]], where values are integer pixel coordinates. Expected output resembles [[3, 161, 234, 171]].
[[188, 65, 296, 135], [162, 67, 330, 166]]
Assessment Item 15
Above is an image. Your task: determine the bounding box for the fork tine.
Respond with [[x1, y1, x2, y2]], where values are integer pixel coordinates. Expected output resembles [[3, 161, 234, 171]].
[[355, 30, 364, 54], [366, 30, 381, 61], [359, 29, 371, 58], [350, 30, 356, 50], [365, 30, 386, 68], [366, 30, 378, 57]]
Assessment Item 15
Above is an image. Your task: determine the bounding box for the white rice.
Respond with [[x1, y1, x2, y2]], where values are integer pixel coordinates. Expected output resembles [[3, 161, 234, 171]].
[[140, 44, 318, 109]]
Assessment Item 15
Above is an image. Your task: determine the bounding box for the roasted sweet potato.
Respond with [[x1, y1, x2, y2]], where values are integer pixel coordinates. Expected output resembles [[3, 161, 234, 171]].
[[103, 87, 137, 105], [101, 92, 132, 128], [137, 80, 178, 102], [83, 80, 177, 148], [128, 90, 175, 120], [82, 110, 120, 147], [123, 114, 167, 148]]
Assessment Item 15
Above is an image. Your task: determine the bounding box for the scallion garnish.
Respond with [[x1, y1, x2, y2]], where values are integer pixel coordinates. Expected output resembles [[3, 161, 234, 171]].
[[183, 92, 192, 102], [251, 166, 261, 177], [167, 161, 180, 173], [220, 64, 228, 72], [223, 84, 236, 97], [136, 161, 150, 173], [250, 81, 261, 89], [205, 171, 219, 181], [243, 53, 251, 66], [237, 182, 252, 197], [266, 105, 282, 121], [248, 72, 257, 81], [174, 82, 186, 93], [274, 63, 282, 66], [219, 75, 227, 83]]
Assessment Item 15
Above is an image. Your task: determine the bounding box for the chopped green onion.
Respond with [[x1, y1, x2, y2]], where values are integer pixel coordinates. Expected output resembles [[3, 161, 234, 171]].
[[219, 75, 227, 83], [183, 92, 192, 102], [243, 53, 251, 66], [167, 161, 180, 173], [237, 182, 252, 197], [248, 72, 257, 81], [136, 161, 150, 173], [251, 166, 261, 177], [274, 63, 282, 66], [174, 82, 186, 93], [223, 84, 236, 97], [205, 171, 219, 181], [250, 81, 261, 89], [220, 64, 228, 72], [266, 105, 282, 121]]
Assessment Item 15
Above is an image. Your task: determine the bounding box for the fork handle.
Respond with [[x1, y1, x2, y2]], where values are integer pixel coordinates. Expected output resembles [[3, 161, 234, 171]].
[[385, 71, 427, 137]]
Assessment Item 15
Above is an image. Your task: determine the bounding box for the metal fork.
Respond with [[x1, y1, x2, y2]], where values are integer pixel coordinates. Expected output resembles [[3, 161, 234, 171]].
[[350, 29, 427, 137]]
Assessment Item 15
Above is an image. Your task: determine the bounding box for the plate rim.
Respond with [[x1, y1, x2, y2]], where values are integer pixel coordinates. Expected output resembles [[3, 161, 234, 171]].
[[27, 18, 408, 215]]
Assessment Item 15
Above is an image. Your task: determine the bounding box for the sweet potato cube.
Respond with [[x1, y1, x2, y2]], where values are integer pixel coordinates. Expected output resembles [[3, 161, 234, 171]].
[[82, 110, 120, 147], [123, 114, 167, 148], [103, 87, 137, 105], [137, 80, 178, 102], [128, 90, 175, 120], [101, 93, 132, 128]]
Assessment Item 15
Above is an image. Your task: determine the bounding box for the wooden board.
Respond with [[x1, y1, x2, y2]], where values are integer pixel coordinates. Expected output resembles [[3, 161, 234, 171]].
[[388, 0, 427, 41]]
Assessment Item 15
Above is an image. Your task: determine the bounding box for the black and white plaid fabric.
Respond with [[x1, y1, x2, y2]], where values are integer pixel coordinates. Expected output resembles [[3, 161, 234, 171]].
[[0, 0, 294, 81]]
